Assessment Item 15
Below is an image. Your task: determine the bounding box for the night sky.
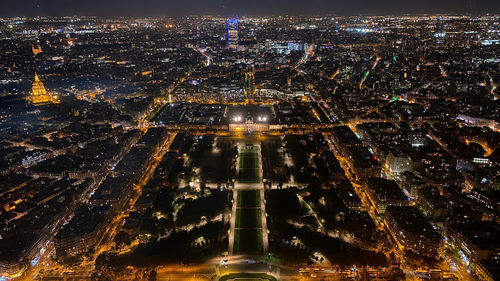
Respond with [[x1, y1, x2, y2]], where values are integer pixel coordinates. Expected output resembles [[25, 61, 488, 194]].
[[1, 0, 500, 16]]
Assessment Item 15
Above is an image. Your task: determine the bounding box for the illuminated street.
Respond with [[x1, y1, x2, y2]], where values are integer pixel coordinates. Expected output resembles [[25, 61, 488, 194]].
[[0, 7, 499, 281]]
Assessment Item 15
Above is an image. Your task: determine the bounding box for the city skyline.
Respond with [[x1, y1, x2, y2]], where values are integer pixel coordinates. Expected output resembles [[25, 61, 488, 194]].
[[1, 0, 500, 16], [0, 10, 499, 281]]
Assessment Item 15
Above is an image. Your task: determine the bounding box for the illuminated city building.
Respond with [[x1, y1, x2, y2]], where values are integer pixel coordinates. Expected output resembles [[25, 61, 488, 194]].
[[54, 206, 111, 258], [32, 45, 42, 55], [365, 178, 408, 213], [228, 115, 270, 132], [243, 66, 255, 98], [384, 206, 443, 258], [28, 73, 59, 105], [385, 151, 413, 174], [228, 105, 272, 132], [227, 18, 239, 51]]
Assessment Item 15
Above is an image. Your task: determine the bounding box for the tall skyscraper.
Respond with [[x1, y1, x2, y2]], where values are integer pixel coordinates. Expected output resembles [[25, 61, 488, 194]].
[[227, 18, 239, 51], [243, 66, 255, 98]]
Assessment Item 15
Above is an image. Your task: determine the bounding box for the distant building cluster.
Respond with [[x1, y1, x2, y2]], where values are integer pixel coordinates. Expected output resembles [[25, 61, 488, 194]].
[[0, 14, 499, 281]]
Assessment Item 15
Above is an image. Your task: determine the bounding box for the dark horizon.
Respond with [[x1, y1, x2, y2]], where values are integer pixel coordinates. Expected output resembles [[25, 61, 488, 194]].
[[1, 0, 500, 17]]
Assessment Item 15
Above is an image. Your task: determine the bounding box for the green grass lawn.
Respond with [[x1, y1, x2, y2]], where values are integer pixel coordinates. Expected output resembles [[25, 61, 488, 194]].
[[234, 189, 263, 254], [238, 149, 260, 183], [237, 190, 260, 207], [238, 169, 260, 183], [235, 207, 262, 228], [241, 154, 258, 168], [233, 229, 263, 254]]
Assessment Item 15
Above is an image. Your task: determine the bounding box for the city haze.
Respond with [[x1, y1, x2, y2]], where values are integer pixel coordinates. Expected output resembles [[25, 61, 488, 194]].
[[1, 0, 500, 16]]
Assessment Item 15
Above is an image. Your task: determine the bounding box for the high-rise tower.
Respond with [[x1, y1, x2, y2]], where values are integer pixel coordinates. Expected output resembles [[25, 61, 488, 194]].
[[28, 74, 59, 105], [227, 18, 239, 51], [243, 66, 255, 98]]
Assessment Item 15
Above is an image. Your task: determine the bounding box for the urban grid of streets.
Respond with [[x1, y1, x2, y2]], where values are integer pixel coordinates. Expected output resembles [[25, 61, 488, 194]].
[[0, 14, 499, 281]]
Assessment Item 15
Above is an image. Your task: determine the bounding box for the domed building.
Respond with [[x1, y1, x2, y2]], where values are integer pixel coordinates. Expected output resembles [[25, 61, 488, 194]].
[[27, 74, 59, 105]]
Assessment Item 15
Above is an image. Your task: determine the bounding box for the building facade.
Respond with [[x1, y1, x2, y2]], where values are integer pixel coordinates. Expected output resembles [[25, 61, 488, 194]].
[[227, 18, 238, 51]]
